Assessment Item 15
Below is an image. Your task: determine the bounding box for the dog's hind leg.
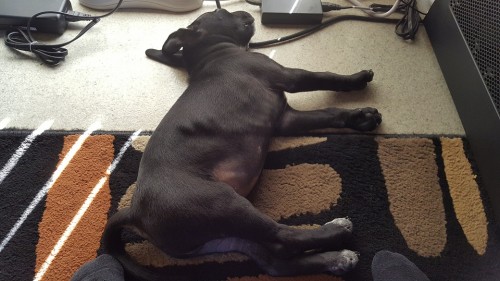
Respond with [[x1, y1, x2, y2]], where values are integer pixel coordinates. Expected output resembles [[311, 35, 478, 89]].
[[187, 188, 353, 257], [149, 178, 354, 257], [276, 105, 382, 134], [185, 205, 357, 276], [145, 179, 355, 275], [192, 237, 358, 276]]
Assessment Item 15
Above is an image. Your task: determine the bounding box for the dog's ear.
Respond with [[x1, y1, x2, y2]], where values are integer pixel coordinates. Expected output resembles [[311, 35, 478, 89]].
[[162, 27, 204, 55], [145, 48, 184, 68], [145, 25, 204, 68]]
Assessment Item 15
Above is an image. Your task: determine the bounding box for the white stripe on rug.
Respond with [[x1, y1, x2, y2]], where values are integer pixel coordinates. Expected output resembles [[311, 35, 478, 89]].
[[0, 120, 54, 186], [0, 121, 102, 254], [33, 130, 142, 281]]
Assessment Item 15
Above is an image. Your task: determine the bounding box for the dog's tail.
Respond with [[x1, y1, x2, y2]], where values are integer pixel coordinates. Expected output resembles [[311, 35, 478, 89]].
[[191, 237, 275, 272], [101, 207, 161, 281]]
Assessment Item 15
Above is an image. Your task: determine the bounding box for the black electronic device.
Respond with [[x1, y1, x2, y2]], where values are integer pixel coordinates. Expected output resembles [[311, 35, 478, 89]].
[[425, 0, 500, 231], [0, 0, 72, 34], [261, 0, 323, 25]]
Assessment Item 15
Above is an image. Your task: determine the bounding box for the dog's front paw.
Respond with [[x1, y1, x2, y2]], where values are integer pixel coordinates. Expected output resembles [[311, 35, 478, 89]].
[[346, 107, 382, 131]]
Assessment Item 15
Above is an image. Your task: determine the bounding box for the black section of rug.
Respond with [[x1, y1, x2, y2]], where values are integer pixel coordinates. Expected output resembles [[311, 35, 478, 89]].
[[0, 133, 63, 281]]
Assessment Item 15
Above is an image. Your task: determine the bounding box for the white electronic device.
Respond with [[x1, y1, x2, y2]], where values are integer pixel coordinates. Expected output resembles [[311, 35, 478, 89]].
[[79, 0, 204, 12]]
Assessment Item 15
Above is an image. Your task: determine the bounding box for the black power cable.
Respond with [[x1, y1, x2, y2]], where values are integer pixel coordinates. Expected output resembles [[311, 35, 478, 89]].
[[394, 0, 424, 40], [4, 0, 124, 65], [245, 0, 424, 46], [249, 14, 399, 48], [245, 0, 262, 6], [368, 0, 426, 39]]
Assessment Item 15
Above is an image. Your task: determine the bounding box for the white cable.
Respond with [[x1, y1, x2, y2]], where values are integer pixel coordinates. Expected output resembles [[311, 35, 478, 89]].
[[347, 0, 402, 17]]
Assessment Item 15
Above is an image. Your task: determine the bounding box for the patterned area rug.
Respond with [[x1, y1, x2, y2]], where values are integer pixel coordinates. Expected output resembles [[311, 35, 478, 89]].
[[0, 131, 499, 281]]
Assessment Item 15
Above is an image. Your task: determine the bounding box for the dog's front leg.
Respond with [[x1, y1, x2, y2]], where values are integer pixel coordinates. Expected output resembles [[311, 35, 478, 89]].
[[279, 68, 374, 92], [276, 105, 382, 134]]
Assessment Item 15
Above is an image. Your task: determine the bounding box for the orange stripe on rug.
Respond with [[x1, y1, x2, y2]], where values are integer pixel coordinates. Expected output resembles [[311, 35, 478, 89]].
[[35, 135, 114, 281]]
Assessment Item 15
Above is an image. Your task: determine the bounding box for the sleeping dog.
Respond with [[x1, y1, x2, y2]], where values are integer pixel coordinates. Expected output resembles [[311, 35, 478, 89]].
[[102, 9, 382, 280]]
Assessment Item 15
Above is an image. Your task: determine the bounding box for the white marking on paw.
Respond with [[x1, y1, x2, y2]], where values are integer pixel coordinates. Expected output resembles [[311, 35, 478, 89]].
[[325, 217, 353, 232], [330, 250, 359, 275]]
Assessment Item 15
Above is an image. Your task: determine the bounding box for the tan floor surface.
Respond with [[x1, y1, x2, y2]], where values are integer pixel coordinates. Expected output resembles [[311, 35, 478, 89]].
[[0, 0, 463, 134]]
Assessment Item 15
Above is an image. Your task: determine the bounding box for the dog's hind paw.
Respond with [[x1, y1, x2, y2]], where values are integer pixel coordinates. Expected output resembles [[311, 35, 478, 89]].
[[325, 217, 353, 232], [326, 250, 359, 275]]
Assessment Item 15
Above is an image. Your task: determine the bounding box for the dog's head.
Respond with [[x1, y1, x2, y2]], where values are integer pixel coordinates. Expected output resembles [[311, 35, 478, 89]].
[[146, 9, 255, 67]]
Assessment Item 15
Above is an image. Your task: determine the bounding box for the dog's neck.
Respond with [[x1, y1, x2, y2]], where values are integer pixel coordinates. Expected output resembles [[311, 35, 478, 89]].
[[183, 35, 248, 75]]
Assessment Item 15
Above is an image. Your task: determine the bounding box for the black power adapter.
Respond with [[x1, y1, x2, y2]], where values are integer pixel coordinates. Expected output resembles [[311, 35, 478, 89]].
[[0, 0, 72, 34], [261, 0, 323, 25]]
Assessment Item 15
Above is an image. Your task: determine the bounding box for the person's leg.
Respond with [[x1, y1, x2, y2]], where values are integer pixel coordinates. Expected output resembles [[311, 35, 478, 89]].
[[71, 254, 125, 281], [371, 250, 430, 281]]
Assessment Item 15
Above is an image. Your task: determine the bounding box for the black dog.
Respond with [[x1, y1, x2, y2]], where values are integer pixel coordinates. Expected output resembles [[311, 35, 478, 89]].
[[102, 9, 382, 280]]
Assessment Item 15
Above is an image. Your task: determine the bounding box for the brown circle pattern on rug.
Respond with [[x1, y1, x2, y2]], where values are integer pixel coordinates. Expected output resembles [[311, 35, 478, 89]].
[[250, 164, 342, 221], [131, 136, 150, 152]]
